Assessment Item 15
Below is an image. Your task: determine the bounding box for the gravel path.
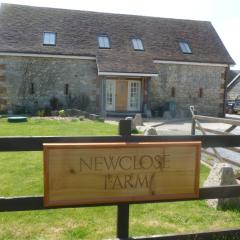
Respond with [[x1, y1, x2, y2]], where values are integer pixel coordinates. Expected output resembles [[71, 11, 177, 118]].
[[105, 114, 240, 168]]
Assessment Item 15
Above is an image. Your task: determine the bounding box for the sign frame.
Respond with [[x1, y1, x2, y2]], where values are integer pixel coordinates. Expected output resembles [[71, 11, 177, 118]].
[[43, 142, 201, 207]]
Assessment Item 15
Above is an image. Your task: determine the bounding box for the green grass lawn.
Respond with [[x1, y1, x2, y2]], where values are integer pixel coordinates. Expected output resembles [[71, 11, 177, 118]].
[[0, 117, 118, 136], [0, 118, 240, 239]]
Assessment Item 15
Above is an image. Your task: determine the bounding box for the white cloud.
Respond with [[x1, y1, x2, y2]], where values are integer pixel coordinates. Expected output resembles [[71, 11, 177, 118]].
[[214, 18, 240, 69]]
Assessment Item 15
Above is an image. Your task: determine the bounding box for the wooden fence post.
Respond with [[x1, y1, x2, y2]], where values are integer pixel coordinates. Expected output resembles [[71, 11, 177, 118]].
[[117, 203, 130, 239], [119, 119, 132, 140], [190, 106, 196, 135], [191, 117, 196, 136], [117, 119, 131, 239]]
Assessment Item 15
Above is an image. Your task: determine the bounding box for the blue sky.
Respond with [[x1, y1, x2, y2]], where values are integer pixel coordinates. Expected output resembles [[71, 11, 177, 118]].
[[1, 0, 240, 69]]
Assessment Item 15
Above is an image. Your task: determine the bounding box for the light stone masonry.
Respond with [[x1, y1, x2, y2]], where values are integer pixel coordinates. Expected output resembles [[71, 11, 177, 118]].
[[0, 56, 98, 112], [0, 56, 227, 116], [149, 63, 226, 117]]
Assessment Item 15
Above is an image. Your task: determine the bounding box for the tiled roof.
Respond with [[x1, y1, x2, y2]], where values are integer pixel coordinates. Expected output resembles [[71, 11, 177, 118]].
[[96, 51, 158, 75], [0, 4, 235, 74]]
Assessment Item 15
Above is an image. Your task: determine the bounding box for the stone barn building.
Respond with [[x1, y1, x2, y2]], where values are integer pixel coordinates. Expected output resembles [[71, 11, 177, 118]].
[[0, 4, 235, 117], [227, 70, 240, 100]]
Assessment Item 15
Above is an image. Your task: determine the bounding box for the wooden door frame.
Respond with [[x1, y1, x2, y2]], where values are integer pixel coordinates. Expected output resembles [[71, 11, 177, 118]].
[[104, 77, 144, 112]]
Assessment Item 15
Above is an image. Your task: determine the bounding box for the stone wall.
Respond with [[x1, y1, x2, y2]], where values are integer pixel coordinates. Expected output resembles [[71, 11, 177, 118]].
[[0, 64, 8, 111], [149, 63, 226, 117], [227, 78, 240, 100], [0, 56, 98, 113], [0, 56, 227, 116]]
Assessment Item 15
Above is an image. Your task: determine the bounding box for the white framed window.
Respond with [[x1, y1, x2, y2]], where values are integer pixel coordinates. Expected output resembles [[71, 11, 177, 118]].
[[98, 35, 110, 49], [106, 80, 115, 111], [43, 32, 56, 45], [179, 41, 192, 54], [128, 80, 141, 111], [132, 38, 144, 51]]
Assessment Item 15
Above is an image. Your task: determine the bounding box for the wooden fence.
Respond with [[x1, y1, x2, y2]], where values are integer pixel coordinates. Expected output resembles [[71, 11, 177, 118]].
[[191, 106, 240, 168], [1, 119, 240, 239]]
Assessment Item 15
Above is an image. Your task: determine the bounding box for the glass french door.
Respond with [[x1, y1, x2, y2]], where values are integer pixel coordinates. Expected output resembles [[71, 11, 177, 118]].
[[105, 80, 116, 111], [105, 79, 141, 112], [128, 80, 141, 111]]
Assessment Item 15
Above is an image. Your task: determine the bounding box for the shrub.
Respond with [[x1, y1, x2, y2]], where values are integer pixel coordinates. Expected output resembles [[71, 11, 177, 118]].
[[58, 109, 65, 117], [37, 109, 44, 117], [44, 106, 52, 116], [50, 97, 60, 110], [13, 105, 26, 115], [0, 109, 7, 115], [131, 129, 140, 134], [24, 101, 39, 115], [68, 94, 90, 110]]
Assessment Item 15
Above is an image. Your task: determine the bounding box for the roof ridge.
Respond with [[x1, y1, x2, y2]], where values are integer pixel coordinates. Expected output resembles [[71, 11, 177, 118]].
[[1, 3, 211, 23]]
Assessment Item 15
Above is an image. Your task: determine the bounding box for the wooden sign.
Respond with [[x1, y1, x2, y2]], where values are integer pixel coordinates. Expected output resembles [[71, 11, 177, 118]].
[[43, 142, 201, 207]]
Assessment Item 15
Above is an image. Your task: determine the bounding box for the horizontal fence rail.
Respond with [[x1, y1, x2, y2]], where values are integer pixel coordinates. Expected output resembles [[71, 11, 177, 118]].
[[202, 149, 240, 167], [1, 135, 240, 151], [1, 185, 240, 212], [191, 105, 240, 169], [193, 114, 240, 126]]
